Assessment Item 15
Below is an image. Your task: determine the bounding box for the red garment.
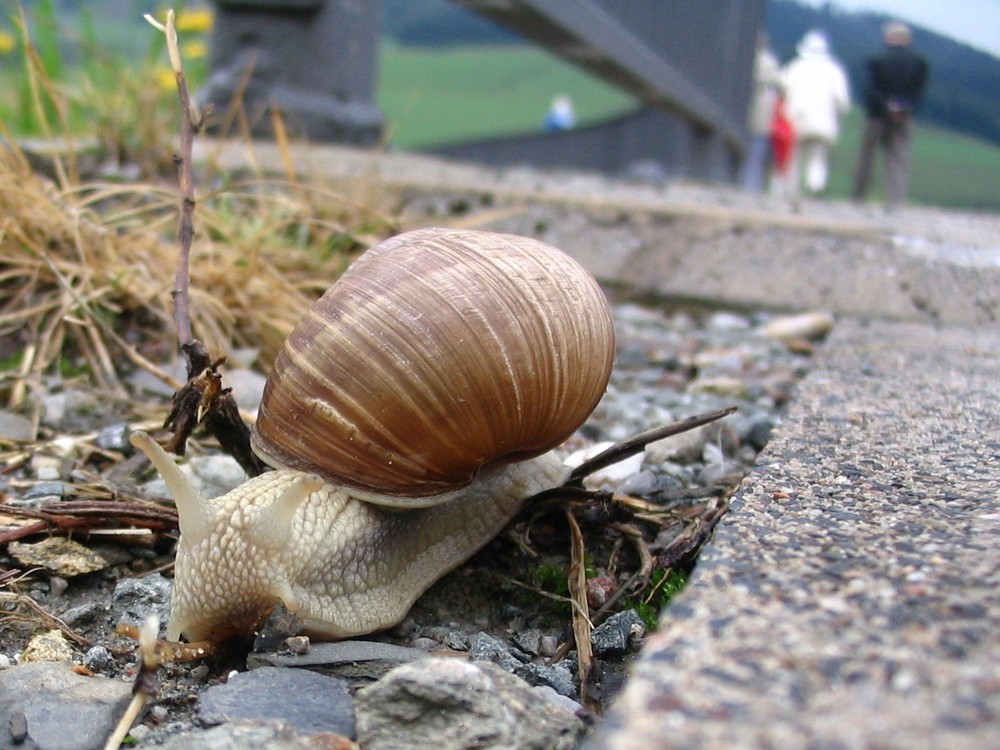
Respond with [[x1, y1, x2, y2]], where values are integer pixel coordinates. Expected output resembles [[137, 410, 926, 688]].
[[770, 97, 796, 174]]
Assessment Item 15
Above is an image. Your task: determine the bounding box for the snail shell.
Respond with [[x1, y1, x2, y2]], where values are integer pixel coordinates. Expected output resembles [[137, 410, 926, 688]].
[[251, 227, 616, 502]]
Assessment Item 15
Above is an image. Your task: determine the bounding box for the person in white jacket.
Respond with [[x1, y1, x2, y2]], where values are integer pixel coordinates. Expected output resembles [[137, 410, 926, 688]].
[[777, 30, 851, 199]]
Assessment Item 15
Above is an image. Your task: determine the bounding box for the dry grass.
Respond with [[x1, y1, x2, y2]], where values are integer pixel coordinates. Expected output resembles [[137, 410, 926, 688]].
[[0, 137, 400, 419]]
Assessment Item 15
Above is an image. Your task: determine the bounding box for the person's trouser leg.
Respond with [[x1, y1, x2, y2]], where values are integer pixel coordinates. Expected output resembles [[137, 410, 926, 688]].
[[852, 117, 883, 201], [804, 140, 830, 194], [885, 118, 912, 210], [742, 135, 770, 193]]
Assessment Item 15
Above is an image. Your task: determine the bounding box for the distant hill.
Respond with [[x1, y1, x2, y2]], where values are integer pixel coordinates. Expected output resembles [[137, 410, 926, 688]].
[[383, 0, 1000, 148], [766, 0, 1000, 146]]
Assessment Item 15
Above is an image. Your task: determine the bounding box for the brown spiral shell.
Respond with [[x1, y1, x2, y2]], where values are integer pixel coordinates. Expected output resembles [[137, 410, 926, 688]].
[[250, 227, 615, 499]]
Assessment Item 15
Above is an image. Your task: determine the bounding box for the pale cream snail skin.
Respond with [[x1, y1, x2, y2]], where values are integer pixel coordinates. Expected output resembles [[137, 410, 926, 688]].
[[131, 227, 616, 644]]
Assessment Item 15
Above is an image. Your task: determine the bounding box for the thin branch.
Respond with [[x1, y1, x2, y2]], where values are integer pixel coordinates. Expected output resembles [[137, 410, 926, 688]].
[[567, 407, 737, 485], [144, 9, 203, 347]]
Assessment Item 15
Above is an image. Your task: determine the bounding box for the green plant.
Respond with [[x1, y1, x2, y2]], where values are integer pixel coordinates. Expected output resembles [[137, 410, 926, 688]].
[[628, 567, 688, 631]]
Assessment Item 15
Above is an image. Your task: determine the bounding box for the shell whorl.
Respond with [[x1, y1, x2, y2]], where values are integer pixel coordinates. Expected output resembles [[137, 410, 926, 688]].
[[250, 227, 615, 498]]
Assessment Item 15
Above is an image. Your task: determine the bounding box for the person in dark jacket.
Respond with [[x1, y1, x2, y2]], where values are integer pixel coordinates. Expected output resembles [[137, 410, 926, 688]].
[[852, 21, 929, 210]]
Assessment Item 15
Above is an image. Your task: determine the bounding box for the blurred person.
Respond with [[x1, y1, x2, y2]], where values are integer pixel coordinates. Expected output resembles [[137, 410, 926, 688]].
[[775, 30, 851, 200], [852, 21, 929, 211], [742, 32, 783, 193], [544, 95, 576, 132]]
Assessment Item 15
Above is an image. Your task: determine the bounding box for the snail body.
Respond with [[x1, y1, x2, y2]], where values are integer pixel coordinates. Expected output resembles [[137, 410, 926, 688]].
[[133, 228, 615, 643]]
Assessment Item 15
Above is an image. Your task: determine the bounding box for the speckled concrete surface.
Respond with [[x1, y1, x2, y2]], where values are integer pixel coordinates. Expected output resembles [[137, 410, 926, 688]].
[[584, 318, 1000, 749]]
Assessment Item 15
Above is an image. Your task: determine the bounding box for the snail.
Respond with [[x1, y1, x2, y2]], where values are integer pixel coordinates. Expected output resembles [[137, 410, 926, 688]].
[[131, 227, 616, 644]]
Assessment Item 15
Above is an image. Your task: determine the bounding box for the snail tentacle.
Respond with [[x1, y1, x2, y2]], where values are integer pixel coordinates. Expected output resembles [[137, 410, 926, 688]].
[[131, 430, 213, 545]]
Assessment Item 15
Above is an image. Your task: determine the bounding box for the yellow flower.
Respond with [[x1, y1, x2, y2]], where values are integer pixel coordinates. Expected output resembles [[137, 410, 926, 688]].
[[154, 66, 176, 91], [0, 30, 17, 55], [175, 8, 214, 33], [182, 40, 207, 59]]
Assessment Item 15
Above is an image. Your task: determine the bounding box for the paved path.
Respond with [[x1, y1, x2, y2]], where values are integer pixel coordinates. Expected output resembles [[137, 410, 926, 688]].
[[205, 140, 1000, 748]]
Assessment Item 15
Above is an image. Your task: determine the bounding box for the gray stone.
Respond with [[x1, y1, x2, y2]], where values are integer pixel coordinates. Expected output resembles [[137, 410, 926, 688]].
[[591, 610, 645, 657], [83, 646, 115, 673], [514, 661, 578, 698], [248, 640, 426, 684], [355, 658, 585, 750], [110, 574, 172, 629], [0, 409, 34, 441], [95, 422, 131, 453], [156, 720, 354, 750], [0, 662, 131, 750], [468, 631, 526, 672], [23, 481, 70, 500], [190, 454, 247, 498], [197, 666, 355, 738]]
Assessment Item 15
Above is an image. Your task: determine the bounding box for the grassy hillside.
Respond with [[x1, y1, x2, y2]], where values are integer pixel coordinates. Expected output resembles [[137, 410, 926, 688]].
[[378, 42, 1000, 213], [377, 40, 636, 148]]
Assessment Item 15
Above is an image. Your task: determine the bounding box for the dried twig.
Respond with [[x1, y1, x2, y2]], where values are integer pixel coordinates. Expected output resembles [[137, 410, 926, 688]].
[[565, 509, 598, 713], [103, 616, 162, 750], [144, 11, 263, 473], [0, 589, 92, 648], [144, 10, 203, 346]]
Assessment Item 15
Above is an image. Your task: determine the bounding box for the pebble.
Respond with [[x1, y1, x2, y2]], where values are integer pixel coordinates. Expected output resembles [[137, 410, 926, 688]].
[[110, 574, 173, 630], [19, 630, 75, 664], [197, 666, 355, 737], [95, 421, 132, 453], [8, 538, 111, 578], [0, 663, 132, 750], [591, 610, 646, 657], [0, 409, 34, 441], [355, 658, 585, 750]]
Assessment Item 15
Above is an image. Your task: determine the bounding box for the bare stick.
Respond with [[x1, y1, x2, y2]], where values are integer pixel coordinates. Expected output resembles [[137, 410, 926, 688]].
[[145, 10, 203, 347]]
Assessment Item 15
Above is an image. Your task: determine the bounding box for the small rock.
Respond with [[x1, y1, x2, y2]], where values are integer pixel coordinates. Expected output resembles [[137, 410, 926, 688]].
[[744, 415, 775, 450], [511, 628, 543, 656], [8, 537, 110, 577], [24, 481, 70, 500], [30, 455, 63, 481], [697, 458, 747, 486], [60, 601, 109, 630], [248, 640, 425, 685], [20, 629, 75, 664], [0, 662, 132, 750], [355, 658, 585, 750], [156, 720, 355, 750], [515, 661, 578, 698], [758, 311, 834, 341], [565, 443, 645, 489], [645, 424, 711, 465], [48, 576, 69, 598], [96, 422, 132, 453], [0, 409, 35, 441], [468, 631, 526, 672], [591, 610, 646, 657], [616, 469, 659, 496], [539, 635, 560, 657], [224, 368, 269, 413], [281, 635, 311, 656], [197, 666, 355, 738], [84, 645, 116, 672], [111, 574, 172, 629], [687, 375, 750, 399], [191, 454, 247, 498], [40, 388, 101, 431]]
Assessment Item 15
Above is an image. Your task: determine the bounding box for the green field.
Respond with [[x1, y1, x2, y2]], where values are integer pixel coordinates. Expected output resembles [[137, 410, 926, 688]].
[[378, 42, 1000, 213], [377, 40, 636, 148]]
